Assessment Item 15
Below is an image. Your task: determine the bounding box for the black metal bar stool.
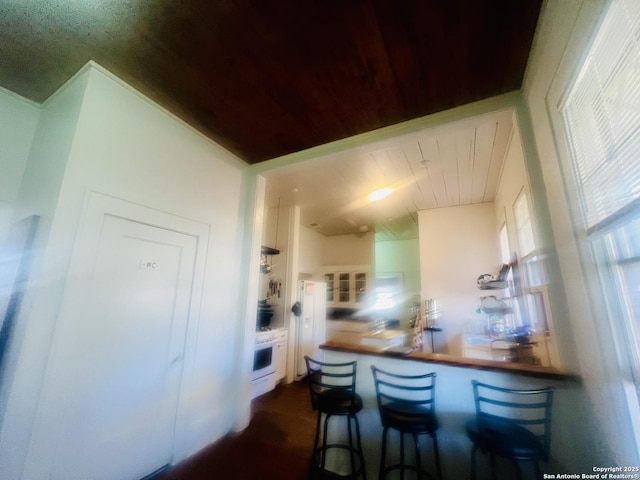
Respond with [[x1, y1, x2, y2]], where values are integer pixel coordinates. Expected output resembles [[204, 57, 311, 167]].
[[466, 380, 554, 480], [304, 356, 367, 479], [371, 366, 442, 480]]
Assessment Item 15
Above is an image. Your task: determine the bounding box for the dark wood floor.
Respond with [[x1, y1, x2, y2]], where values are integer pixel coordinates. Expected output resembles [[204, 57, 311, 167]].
[[154, 380, 317, 480]]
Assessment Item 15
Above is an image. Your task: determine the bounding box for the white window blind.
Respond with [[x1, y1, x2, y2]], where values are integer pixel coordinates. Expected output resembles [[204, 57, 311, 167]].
[[562, 0, 640, 234], [561, 0, 640, 409]]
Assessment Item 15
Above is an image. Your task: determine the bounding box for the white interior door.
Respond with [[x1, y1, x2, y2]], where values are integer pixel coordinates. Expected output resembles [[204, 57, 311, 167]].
[[52, 214, 197, 480]]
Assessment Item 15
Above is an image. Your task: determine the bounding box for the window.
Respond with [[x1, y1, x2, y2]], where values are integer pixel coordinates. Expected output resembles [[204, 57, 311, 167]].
[[589, 213, 640, 388], [371, 274, 402, 311], [563, 1, 640, 234], [514, 190, 547, 290], [496, 220, 520, 328], [562, 0, 640, 387], [601, 217, 640, 368], [498, 222, 510, 265], [506, 190, 556, 366], [513, 191, 536, 257]]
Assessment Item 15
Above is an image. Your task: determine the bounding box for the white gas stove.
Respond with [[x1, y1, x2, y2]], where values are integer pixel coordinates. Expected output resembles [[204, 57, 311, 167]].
[[251, 328, 287, 399]]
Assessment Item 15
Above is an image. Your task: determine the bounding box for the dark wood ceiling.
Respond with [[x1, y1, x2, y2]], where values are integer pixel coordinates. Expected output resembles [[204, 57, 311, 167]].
[[0, 1, 542, 164]]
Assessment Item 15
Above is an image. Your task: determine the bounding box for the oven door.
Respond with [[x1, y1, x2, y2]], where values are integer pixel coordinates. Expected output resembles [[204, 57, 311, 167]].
[[252, 342, 276, 380]]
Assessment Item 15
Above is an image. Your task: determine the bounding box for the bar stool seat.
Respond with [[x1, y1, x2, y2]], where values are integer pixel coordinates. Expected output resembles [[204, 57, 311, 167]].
[[379, 401, 439, 433], [466, 416, 544, 460], [371, 366, 442, 480], [315, 387, 364, 415], [305, 356, 367, 480], [466, 380, 554, 480]]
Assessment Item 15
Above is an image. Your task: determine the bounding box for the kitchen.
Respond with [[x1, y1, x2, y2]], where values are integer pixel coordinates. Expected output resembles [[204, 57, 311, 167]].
[[252, 106, 561, 403]]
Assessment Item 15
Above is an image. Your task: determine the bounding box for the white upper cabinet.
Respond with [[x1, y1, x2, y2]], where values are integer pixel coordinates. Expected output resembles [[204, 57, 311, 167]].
[[322, 265, 370, 308]]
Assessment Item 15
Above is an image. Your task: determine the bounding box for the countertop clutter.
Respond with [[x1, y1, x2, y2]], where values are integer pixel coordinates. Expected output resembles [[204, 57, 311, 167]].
[[327, 317, 406, 349], [477, 263, 510, 290]]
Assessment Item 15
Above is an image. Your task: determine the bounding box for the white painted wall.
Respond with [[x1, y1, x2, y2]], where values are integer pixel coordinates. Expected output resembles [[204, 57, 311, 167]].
[[418, 204, 498, 354], [374, 239, 420, 291], [260, 203, 293, 329], [235, 172, 266, 430], [0, 71, 91, 479], [521, 0, 639, 468], [0, 64, 249, 479], [298, 225, 325, 279], [0, 88, 40, 243], [0, 89, 42, 431], [322, 232, 374, 266]]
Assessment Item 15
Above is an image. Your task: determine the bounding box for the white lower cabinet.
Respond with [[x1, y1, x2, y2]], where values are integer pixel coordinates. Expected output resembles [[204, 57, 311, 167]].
[[275, 330, 288, 381]]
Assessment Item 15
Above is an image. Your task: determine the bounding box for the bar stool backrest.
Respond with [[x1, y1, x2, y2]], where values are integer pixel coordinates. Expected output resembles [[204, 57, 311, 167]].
[[304, 356, 357, 410], [371, 366, 436, 413], [471, 380, 554, 461]]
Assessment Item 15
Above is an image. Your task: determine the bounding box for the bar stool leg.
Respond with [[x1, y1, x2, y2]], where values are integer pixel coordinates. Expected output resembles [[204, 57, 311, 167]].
[[347, 415, 356, 476], [511, 459, 523, 480], [312, 411, 321, 458], [399, 432, 405, 480], [379, 427, 389, 480], [413, 433, 422, 479], [353, 414, 367, 480], [470, 444, 478, 480], [490, 453, 497, 480], [321, 414, 331, 471], [431, 432, 442, 480], [533, 461, 542, 480], [310, 412, 367, 479], [309, 411, 322, 480]]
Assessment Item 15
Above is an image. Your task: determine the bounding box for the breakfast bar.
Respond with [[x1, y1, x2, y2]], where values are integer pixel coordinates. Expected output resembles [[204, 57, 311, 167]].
[[313, 341, 579, 479]]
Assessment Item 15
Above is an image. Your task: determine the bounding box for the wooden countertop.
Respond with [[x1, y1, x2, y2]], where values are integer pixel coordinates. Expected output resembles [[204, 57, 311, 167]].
[[320, 341, 580, 382]]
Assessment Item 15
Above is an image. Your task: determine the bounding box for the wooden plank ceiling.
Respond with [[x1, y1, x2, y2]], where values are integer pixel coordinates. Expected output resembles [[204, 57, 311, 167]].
[[263, 109, 515, 240], [0, 1, 541, 164]]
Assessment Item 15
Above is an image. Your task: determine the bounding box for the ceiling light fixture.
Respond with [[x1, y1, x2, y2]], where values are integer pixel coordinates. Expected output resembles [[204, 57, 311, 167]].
[[369, 187, 392, 202]]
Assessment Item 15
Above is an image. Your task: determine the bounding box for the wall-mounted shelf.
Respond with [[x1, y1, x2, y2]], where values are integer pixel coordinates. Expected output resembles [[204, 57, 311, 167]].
[[478, 281, 507, 290]]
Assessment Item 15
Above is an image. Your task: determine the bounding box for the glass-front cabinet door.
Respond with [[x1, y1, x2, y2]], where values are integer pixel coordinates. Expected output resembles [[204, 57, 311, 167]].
[[355, 273, 367, 303], [324, 273, 334, 303], [338, 272, 350, 303]]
